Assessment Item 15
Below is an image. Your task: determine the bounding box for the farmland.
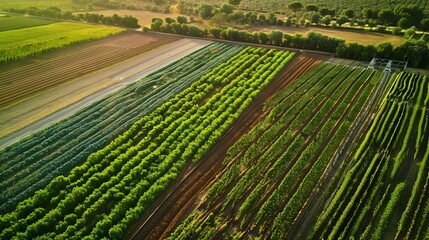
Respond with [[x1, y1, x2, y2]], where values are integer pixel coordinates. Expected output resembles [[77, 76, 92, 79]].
[[311, 72, 429, 239], [0, 42, 242, 213], [1, 1, 428, 239], [167, 61, 384, 239], [0, 45, 295, 239], [0, 22, 125, 64], [0, 31, 178, 109], [0, 15, 58, 31], [0, 0, 77, 10]]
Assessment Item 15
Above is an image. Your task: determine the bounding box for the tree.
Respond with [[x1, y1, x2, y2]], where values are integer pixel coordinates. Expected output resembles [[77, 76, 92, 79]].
[[404, 26, 416, 39], [288, 1, 303, 12], [311, 13, 320, 24], [398, 17, 411, 29], [170, 22, 182, 33], [376, 42, 394, 58], [305, 4, 318, 12], [209, 12, 228, 26], [258, 32, 269, 44], [209, 27, 222, 38], [154, 0, 165, 5], [176, 15, 187, 24], [220, 3, 234, 14], [336, 15, 348, 27], [320, 7, 330, 16], [361, 8, 374, 19], [269, 30, 283, 45], [420, 19, 429, 32], [394, 4, 424, 28], [198, 4, 213, 19], [321, 15, 331, 26], [165, 17, 175, 24], [228, 0, 241, 7], [267, 12, 277, 25], [342, 9, 354, 18], [151, 18, 163, 31], [378, 9, 395, 25]]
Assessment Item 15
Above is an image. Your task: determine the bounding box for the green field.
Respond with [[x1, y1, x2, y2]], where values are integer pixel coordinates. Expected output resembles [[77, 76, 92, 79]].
[[0, 15, 58, 31], [0, 22, 125, 63], [0, 0, 76, 10]]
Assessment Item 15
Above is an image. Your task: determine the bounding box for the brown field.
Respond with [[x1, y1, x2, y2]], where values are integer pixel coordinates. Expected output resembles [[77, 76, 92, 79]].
[[79, 9, 209, 28], [0, 31, 178, 108], [250, 25, 405, 46], [124, 52, 327, 239], [0, 31, 181, 139]]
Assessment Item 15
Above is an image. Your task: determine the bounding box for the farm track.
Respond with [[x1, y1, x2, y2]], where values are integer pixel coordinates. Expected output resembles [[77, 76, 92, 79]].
[[125, 52, 326, 240], [0, 32, 178, 107]]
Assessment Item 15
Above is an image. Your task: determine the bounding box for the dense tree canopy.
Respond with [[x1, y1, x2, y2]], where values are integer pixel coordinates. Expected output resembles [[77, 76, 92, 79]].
[[288, 1, 303, 12], [228, 0, 241, 7], [198, 4, 214, 19]]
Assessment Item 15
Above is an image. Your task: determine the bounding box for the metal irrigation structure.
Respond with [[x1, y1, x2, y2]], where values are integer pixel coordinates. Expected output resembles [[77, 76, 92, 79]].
[[368, 57, 408, 72]]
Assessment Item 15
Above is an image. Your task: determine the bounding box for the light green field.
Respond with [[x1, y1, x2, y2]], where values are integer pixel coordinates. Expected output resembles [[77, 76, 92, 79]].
[[0, 22, 125, 63], [0, 15, 58, 31], [0, 0, 75, 10]]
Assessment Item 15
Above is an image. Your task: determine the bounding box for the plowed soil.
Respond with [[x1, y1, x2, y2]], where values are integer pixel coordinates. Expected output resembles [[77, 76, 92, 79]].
[[124, 52, 328, 240], [0, 31, 178, 107]]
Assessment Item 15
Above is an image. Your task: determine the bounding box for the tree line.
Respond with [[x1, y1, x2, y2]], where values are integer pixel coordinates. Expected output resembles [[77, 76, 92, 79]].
[[150, 16, 429, 68], [5, 6, 139, 28]]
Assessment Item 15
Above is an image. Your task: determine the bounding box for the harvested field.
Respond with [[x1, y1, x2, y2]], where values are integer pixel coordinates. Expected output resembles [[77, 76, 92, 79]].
[[124, 52, 327, 240], [0, 31, 178, 107]]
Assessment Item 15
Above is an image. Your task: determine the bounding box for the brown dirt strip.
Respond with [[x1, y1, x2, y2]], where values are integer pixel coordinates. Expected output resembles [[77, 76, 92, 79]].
[[0, 31, 178, 107], [124, 52, 329, 240]]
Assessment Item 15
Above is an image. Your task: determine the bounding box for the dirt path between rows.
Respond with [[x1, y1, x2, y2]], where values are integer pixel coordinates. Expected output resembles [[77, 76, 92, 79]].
[[125, 52, 329, 240]]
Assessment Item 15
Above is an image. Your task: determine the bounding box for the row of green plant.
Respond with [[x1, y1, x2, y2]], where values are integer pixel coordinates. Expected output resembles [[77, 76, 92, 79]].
[[311, 72, 429, 239], [0, 43, 244, 213], [168, 63, 380, 239], [0, 47, 295, 239]]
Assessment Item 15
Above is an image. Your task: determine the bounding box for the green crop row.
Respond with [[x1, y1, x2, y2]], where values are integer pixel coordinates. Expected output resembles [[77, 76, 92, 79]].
[[0, 46, 294, 239], [169, 63, 379, 239], [0, 43, 243, 214], [312, 71, 429, 239]]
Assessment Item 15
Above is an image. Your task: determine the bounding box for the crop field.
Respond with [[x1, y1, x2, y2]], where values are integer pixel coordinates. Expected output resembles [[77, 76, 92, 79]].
[[0, 22, 124, 64], [311, 72, 429, 239], [0, 44, 297, 239], [0, 0, 76, 10], [0, 15, 58, 31], [168, 61, 385, 239], [0, 32, 178, 108], [0, 42, 243, 214]]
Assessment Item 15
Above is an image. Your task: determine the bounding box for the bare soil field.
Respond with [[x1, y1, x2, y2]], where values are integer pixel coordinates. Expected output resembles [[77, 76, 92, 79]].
[[0, 37, 211, 143], [124, 52, 327, 240], [78, 9, 209, 28], [0, 31, 178, 107]]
